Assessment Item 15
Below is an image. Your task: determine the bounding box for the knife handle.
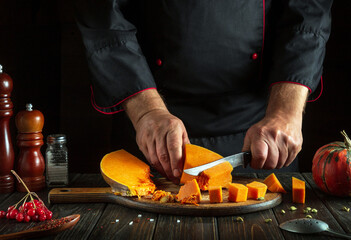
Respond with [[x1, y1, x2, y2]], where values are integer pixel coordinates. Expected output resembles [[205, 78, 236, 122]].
[[243, 152, 251, 168]]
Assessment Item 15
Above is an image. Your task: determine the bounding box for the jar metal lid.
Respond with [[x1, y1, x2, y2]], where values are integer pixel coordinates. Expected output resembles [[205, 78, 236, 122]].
[[47, 134, 66, 144]]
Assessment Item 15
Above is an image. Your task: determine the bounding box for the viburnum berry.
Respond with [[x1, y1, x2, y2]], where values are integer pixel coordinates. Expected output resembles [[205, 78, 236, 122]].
[[45, 210, 53, 220], [9, 209, 18, 219], [0, 210, 6, 219], [32, 214, 39, 222], [24, 202, 34, 210], [26, 208, 35, 217], [23, 214, 31, 222], [16, 213, 24, 222], [36, 208, 44, 216], [7, 206, 15, 212], [38, 214, 46, 222]]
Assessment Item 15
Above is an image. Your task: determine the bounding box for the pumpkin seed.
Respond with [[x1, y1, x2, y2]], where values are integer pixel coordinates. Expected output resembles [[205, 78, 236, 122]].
[[236, 217, 244, 222], [341, 206, 350, 212], [305, 207, 311, 211], [303, 209, 309, 214], [306, 215, 312, 219], [257, 197, 264, 201], [311, 209, 318, 213], [264, 218, 272, 223], [289, 206, 297, 211], [281, 210, 286, 214]]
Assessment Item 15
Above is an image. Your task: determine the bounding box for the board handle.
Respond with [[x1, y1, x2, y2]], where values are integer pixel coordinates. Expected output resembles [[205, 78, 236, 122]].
[[48, 187, 116, 204]]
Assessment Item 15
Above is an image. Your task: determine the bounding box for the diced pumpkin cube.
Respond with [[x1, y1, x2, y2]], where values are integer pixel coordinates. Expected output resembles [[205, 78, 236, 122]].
[[208, 186, 223, 203], [176, 179, 202, 205], [198, 162, 233, 190], [292, 177, 305, 203], [246, 181, 267, 199], [180, 144, 223, 184], [228, 183, 248, 202], [263, 173, 287, 193]]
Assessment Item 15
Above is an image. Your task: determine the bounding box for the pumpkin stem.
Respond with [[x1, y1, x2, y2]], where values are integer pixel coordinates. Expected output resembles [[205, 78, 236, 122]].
[[341, 130, 351, 149]]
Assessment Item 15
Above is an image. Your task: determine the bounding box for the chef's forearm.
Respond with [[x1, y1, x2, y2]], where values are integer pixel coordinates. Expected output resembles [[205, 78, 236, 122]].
[[122, 89, 168, 127], [266, 83, 309, 121]]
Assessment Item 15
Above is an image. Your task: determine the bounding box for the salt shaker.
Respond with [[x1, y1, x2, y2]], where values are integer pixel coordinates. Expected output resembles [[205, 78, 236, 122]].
[[45, 134, 69, 187]]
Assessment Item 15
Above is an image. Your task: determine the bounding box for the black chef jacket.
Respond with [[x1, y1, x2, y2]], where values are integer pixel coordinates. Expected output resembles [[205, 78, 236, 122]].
[[75, 0, 332, 172]]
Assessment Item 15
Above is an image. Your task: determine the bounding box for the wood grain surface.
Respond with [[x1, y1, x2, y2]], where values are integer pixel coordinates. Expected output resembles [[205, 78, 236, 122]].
[[49, 176, 282, 216]]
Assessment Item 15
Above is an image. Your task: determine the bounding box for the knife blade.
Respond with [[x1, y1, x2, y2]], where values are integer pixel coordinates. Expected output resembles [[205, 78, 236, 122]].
[[183, 151, 251, 176]]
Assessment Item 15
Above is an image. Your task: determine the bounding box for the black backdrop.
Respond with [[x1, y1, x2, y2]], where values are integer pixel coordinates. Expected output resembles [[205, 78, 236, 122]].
[[0, 0, 350, 173]]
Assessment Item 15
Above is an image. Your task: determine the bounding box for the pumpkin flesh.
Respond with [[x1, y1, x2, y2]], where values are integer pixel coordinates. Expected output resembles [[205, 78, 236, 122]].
[[292, 177, 305, 203], [208, 186, 223, 203], [263, 173, 287, 193], [180, 144, 223, 184], [228, 183, 248, 202], [176, 179, 202, 205], [197, 162, 233, 190], [246, 181, 267, 199]]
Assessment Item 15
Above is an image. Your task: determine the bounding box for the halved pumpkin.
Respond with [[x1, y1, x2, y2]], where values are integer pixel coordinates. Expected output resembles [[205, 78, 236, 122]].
[[100, 149, 156, 197]]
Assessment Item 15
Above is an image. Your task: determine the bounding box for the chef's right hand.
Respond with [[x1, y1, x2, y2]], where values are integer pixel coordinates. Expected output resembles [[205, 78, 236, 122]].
[[134, 109, 189, 183], [122, 89, 190, 184]]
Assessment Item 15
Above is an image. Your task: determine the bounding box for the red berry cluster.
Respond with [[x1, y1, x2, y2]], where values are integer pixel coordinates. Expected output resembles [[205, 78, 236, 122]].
[[0, 198, 53, 223]]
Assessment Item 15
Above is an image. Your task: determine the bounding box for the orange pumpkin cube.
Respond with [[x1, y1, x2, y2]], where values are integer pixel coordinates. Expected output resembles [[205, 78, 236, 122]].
[[176, 179, 202, 205], [228, 183, 248, 202], [246, 181, 267, 199], [208, 186, 223, 203], [292, 177, 305, 203], [263, 173, 287, 193], [197, 161, 233, 190]]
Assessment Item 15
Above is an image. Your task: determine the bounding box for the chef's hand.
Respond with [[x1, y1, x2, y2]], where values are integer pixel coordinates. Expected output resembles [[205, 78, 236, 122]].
[[122, 89, 190, 184], [242, 83, 309, 169]]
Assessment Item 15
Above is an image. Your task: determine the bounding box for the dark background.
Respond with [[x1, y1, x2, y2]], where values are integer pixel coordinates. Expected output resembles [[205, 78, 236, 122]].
[[0, 0, 350, 173]]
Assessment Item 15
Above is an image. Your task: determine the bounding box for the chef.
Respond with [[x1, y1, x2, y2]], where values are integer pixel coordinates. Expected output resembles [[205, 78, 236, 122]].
[[75, 0, 332, 183]]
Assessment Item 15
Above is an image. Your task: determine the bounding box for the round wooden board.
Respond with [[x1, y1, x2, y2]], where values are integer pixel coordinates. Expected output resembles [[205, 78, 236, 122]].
[[113, 177, 282, 216]]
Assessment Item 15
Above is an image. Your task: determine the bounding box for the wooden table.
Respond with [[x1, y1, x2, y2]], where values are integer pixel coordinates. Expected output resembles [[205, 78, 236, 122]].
[[0, 172, 350, 240]]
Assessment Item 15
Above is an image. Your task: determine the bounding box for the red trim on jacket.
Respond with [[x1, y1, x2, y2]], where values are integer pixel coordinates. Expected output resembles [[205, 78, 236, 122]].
[[90, 86, 157, 114], [307, 76, 323, 102]]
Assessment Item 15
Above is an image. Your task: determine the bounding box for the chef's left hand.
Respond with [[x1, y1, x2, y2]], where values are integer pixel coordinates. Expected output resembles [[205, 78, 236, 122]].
[[242, 83, 308, 169], [242, 115, 303, 169]]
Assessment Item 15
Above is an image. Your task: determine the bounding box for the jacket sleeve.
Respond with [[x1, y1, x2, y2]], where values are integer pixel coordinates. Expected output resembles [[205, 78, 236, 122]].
[[74, 0, 156, 114], [267, 0, 333, 99]]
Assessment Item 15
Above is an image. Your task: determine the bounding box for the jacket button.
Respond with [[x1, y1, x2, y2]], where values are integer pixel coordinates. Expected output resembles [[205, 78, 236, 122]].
[[156, 59, 162, 66], [251, 53, 258, 60]]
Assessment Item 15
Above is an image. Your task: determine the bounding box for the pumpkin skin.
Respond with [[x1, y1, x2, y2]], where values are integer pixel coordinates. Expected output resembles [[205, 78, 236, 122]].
[[312, 131, 351, 197]]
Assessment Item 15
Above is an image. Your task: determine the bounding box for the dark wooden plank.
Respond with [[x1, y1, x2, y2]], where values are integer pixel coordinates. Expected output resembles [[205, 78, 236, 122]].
[[87, 204, 157, 240], [218, 209, 284, 240], [257, 172, 346, 240], [153, 215, 218, 240], [303, 172, 351, 234]]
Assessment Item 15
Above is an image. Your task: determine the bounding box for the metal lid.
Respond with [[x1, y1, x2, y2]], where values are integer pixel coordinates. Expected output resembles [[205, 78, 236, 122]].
[[47, 134, 66, 144]]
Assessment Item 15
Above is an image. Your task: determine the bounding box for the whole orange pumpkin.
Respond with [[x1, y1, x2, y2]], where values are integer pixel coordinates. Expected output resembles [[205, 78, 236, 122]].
[[312, 131, 351, 196]]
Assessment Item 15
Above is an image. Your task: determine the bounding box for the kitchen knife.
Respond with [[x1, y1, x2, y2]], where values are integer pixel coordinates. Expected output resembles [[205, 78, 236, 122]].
[[183, 152, 251, 176]]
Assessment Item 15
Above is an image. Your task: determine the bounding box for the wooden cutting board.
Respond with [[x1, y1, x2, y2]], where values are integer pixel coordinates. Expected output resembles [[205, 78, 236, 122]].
[[48, 177, 282, 216]]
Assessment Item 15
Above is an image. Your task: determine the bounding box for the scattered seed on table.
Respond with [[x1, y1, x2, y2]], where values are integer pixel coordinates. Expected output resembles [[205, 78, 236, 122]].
[[236, 217, 244, 222], [138, 214, 142, 218], [257, 197, 264, 201], [305, 207, 311, 211], [281, 210, 285, 214], [177, 219, 180, 223], [306, 215, 312, 219], [115, 219, 119, 223], [303, 209, 309, 213], [289, 206, 297, 211], [264, 219, 272, 223], [129, 221, 133, 225], [341, 206, 350, 212], [311, 209, 318, 213], [149, 219, 155, 222]]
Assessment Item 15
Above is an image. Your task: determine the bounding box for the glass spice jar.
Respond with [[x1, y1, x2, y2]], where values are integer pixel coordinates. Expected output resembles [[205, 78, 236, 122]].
[[45, 134, 69, 187]]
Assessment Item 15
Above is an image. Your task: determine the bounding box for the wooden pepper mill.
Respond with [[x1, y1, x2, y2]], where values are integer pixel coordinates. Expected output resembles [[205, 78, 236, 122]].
[[0, 65, 15, 193], [15, 103, 45, 192]]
